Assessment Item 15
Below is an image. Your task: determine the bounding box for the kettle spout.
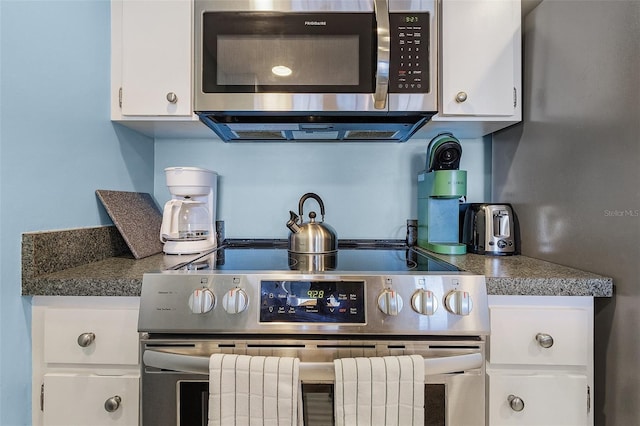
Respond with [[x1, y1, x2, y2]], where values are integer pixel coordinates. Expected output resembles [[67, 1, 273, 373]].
[[286, 211, 301, 233]]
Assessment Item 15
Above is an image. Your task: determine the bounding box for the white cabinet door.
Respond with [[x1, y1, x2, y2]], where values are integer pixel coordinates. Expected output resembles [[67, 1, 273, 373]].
[[32, 297, 141, 426], [44, 308, 139, 365], [120, 0, 192, 116], [487, 296, 594, 426], [43, 374, 139, 426], [440, 0, 518, 116], [488, 372, 589, 426], [489, 305, 590, 366]]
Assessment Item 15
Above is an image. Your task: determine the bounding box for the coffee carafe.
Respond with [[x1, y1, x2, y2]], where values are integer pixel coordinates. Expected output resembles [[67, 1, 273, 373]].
[[160, 167, 218, 255]]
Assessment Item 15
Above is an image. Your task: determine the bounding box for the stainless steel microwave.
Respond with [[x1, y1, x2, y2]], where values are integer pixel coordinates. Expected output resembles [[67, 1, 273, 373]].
[[193, 0, 438, 142]]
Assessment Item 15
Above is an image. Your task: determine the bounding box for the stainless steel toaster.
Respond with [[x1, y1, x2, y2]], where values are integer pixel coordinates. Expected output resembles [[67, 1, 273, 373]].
[[462, 203, 520, 255]]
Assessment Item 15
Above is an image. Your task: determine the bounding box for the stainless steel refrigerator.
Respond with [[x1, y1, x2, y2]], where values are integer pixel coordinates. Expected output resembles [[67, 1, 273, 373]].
[[492, 1, 640, 424]]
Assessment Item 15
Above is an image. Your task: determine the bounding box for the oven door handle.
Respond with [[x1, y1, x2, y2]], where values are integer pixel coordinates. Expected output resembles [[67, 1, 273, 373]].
[[143, 350, 483, 379]]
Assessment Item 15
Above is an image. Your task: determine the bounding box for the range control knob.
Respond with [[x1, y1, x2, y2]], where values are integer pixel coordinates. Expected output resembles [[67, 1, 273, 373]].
[[377, 289, 404, 316], [444, 290, 473, 316], [222, 288, 249, 314], [411, 289, 438, 315], [188, 288, 215, 314]]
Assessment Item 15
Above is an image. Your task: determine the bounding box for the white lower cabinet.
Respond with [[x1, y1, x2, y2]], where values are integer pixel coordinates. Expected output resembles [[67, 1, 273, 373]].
[[487, 296, 594, 426], [43, 374, 139, 426], [488, 372, 588, 425], [32, 297, 140, 426]]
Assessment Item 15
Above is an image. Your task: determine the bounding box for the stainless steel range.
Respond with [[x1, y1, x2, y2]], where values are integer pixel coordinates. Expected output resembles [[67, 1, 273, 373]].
[[138, 240, 489, 426]]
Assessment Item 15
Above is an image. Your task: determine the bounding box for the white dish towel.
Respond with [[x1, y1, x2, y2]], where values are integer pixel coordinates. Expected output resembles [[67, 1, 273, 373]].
[[334, 355, 425, 426], [208, 354, 302, 426]]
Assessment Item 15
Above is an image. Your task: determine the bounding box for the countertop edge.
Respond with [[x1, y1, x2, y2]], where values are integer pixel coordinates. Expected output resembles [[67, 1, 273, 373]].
[[21, 227, 614, 298], [22, 256, 614, 298], [22, 277, 142, 297], [486, 276, 613, 297]]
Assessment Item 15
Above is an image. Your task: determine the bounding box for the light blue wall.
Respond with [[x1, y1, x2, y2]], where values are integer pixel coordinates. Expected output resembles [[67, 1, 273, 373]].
[[0, 1, 154, 424], [154, 136, 491, 239]]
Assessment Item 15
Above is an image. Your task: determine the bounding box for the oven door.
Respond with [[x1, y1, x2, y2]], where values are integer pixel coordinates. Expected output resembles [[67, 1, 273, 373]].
[[140, 338, 486, 426]]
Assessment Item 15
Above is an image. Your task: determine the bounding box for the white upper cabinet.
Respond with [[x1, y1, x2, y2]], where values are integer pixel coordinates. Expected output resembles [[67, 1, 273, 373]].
[[424, 0, 522, 138], [112, 0, 193, 118], [440, 0, 517, 116]]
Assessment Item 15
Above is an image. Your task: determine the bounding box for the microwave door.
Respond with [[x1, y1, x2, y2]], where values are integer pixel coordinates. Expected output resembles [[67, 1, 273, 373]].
[[194, 5, 383, 112]]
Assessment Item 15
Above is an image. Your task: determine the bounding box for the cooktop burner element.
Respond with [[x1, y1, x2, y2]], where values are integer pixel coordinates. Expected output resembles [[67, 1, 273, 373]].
[[163, 239, 460, 273], [139, 239, 489, 337]]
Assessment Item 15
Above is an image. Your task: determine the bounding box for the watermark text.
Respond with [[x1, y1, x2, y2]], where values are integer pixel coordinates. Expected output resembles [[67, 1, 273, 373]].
[[603, 209, 639, 217]]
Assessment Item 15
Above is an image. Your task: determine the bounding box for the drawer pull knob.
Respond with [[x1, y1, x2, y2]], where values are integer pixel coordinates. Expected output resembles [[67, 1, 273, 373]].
[[166, 92, 178, 104], [508, 394, 525, 412], [77, 332, 95, 348], [104, 395, 121, 413], [536, 333, 554, 348], [455, 91, 468, 103]]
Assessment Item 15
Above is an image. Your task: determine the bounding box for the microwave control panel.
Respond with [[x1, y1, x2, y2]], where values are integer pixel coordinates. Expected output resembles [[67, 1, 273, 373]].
[[389, 13, 430, 93]]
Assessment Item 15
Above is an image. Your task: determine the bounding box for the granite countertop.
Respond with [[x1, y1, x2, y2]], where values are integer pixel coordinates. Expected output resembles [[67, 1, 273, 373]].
[[22, 226, 613, 298], [429, 252, 613, 297]]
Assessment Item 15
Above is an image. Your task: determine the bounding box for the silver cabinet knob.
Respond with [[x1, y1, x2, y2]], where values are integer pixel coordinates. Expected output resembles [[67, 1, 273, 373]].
[[507, 394, 525, 412], [166, 92, 178, 103], [104, 395, 121, 413], [77, 332, 95, 348], [455, 91, 468, 103], [536, 333, 554, 348]]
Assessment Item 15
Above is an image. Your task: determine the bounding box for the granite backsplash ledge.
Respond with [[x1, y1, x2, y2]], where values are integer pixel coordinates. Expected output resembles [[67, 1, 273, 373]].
[[22, 226, 144, 296], [22, 226, 130, 277]]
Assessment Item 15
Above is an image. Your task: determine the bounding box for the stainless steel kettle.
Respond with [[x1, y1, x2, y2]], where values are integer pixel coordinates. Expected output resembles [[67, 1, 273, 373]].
[[286, 193, 337, 254]]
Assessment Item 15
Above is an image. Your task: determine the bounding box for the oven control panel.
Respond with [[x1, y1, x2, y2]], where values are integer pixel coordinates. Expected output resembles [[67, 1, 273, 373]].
[[259, 280, 365, 324], [138, 272, 489, 336]]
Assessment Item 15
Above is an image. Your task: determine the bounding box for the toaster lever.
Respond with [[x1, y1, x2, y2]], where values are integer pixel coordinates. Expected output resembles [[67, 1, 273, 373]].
[[493, 210, 511, 237]]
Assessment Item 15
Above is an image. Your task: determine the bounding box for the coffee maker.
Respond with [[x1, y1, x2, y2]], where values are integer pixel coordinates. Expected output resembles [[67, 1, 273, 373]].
[[160, 167, 218, 255], [417, 133, 467, 255]]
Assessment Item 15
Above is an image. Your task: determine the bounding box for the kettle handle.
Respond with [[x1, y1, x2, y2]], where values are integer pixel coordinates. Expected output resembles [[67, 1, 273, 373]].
[[298, 193, 326, 221]]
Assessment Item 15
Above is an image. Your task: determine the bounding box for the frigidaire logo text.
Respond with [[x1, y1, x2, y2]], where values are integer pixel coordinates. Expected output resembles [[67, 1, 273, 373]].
[[304, 20, 327, 26]]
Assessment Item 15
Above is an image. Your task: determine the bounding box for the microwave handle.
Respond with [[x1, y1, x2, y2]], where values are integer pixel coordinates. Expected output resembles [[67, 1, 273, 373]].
[[373, 0, 390, 109], [143, 350, 483, 379]]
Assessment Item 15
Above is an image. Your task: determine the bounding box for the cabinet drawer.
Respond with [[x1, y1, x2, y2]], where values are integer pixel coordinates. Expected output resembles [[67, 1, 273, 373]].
[[44, 308, 139, 365], [489, 306, 589, 366], [43, 373, 139, 426], [488, 371, 588, 425]]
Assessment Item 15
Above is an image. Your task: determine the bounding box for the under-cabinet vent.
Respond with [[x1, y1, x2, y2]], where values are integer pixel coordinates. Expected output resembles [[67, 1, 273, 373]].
[[233, 131, 286, 140], [345, 130, 399, 139]]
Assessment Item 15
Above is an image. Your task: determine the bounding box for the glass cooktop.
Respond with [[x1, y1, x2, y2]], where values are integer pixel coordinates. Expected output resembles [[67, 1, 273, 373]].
[[162, 239, 460, 273]]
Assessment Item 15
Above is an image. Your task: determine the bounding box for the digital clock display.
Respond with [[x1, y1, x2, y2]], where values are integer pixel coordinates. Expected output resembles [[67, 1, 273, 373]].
[[405, 16, 419, 23], [259, 280, 365, 323], [307, 289, 324, 299]]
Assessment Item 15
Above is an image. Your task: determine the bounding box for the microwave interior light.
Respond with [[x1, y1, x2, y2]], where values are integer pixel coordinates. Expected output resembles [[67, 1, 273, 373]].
[[254, 0, 274, 11], [272, 65, 293, 77]]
